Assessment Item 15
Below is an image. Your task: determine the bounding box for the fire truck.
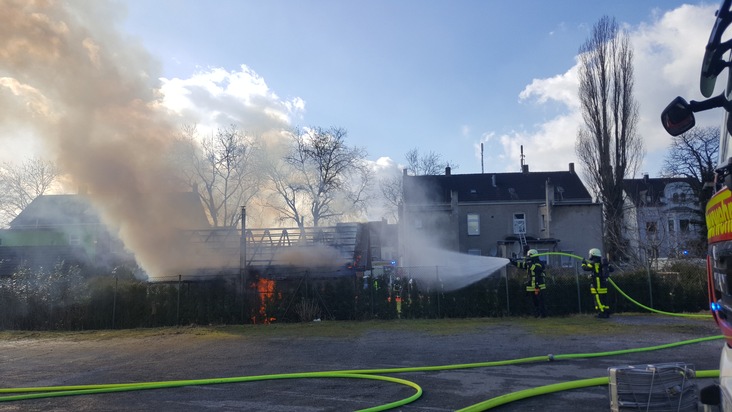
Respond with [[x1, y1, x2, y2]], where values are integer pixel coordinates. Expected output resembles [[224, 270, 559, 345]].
[[661, 0, 732, 407]]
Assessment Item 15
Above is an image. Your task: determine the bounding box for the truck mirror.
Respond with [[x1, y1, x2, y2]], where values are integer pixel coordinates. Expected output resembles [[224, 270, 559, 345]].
[[661, 96, 696, 136]]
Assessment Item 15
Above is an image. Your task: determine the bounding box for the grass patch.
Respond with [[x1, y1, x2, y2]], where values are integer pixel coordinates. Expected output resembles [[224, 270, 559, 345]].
[[0, 314, 716, 341]]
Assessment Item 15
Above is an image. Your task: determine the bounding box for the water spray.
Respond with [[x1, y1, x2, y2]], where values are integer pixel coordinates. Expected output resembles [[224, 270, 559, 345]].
[[0, 251, 718, 410]]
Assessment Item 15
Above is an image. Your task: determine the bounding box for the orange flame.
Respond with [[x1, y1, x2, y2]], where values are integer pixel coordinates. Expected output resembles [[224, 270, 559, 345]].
[[252, 278, 277, 324]]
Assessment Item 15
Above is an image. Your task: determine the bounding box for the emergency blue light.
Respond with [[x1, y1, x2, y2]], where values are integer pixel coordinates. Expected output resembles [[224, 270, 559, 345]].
[[391, 260, 397, 265], [712, 301, 722, 312], [683, 250, 689, 255]]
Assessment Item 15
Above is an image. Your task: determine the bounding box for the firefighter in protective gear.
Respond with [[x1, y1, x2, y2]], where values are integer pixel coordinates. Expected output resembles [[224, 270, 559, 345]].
[[582, 248, 613, 318], [509, 249, 547, 318]]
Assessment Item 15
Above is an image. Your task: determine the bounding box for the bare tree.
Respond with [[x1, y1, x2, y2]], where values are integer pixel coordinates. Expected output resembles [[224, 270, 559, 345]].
[[379, 174, 403, 222], [0, 156, 60, 226], [661, 126, 720, 255], [265, 160, 307, 228], [379, 148, 455, 222], [172, 124, 261, 228], [576, 16, 643, 261], [662, 126, 718, 194], [268, 126, 371, 228], [405, 148, 453, 176]]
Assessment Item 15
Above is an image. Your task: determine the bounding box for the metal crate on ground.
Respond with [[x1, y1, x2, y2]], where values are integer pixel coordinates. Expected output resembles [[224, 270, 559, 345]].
[[609, 362, 698, 411]]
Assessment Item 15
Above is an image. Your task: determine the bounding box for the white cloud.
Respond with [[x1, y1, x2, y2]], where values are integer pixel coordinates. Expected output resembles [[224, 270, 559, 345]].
[[159, 64, 305, 137], [367, 156, 403, 182], [373, 156, 399, 170], [519, 64, 580, 111], [488, 3, 719, 178]]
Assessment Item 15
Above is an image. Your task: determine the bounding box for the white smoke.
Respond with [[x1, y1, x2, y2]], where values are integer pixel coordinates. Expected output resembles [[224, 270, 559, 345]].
[[0, 1, 216, 278]]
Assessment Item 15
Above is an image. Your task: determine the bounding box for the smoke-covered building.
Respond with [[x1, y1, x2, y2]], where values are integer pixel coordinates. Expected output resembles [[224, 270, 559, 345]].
[[400, 164, 602, 268], [0, 192, 399, 281], [0, 192, 210, 276]]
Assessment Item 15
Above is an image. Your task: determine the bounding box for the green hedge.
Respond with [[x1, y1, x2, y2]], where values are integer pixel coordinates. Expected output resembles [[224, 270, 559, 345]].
[[0, 261, 710, 330]]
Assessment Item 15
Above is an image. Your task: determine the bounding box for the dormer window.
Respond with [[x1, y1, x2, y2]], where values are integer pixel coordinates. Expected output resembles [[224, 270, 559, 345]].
[[555, 186, 565, 200]]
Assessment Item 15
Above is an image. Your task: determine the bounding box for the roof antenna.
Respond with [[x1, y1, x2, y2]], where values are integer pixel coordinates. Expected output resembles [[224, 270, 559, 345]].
[[481, 143, 484, 174], [520, 145, 525, 171]]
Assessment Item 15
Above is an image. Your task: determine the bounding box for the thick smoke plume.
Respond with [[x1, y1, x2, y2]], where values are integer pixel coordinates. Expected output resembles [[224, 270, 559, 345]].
[[274, 245, 346, 269], [0, 1, 203, 278]]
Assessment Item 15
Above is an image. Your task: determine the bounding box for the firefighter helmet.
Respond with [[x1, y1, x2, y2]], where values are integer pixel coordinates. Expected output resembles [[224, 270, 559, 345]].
[[589, 248, 602, 258], [526, 249, 539, 257]]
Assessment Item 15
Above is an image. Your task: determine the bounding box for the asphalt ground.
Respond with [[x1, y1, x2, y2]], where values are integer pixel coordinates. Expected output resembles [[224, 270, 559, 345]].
[[0, 314, 722, 411]]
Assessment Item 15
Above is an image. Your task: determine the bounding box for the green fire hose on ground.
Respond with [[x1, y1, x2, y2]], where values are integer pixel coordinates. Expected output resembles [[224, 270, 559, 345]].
[[456, 369, 721, 412], [0, 335, 722, 410], [0, 251, 721, 410]]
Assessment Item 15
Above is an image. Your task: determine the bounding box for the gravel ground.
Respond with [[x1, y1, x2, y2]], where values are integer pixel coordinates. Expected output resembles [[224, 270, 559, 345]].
[[0, 314, 722, 411]]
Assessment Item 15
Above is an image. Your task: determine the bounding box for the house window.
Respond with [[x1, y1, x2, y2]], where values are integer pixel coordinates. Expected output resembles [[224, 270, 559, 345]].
[[513, 213, 526, 234], [668, 219, 675, 234], [559, 250, 574, 268], [646, 221, 657, 237], [536, 248, 549, 264], [467, 213, 480, 236], [69, 234, 81, 246], [680, 219, 690, 233], [540, 214, 546, 231]]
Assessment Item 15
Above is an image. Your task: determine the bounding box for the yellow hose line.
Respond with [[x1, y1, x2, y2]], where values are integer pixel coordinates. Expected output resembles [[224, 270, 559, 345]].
[[0, 250, 718, 410], [456, 369, 721, 412], [0, 372, 422, 412], [1, 334, 722, 409], [608, 278, 712, 318], [536, 252, 713, 319]]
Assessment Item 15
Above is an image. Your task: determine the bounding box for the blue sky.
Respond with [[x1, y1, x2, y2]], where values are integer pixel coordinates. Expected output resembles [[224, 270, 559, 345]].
[[118, 0, 721, 181], [5, 1, 722, 270]]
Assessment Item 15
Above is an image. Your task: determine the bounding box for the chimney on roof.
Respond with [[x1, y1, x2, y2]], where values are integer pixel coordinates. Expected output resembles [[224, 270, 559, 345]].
[[445, 166, 451, 175], [643, 173, 649, 183], [522, 164, 529, 174], [569, 163, 575, 173]]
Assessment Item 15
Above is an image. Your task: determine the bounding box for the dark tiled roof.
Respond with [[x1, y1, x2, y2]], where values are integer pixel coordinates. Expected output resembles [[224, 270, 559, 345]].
[[403, 171, 592, 203], [10, 194, 100, 228], [623, 177, 698, 206]]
